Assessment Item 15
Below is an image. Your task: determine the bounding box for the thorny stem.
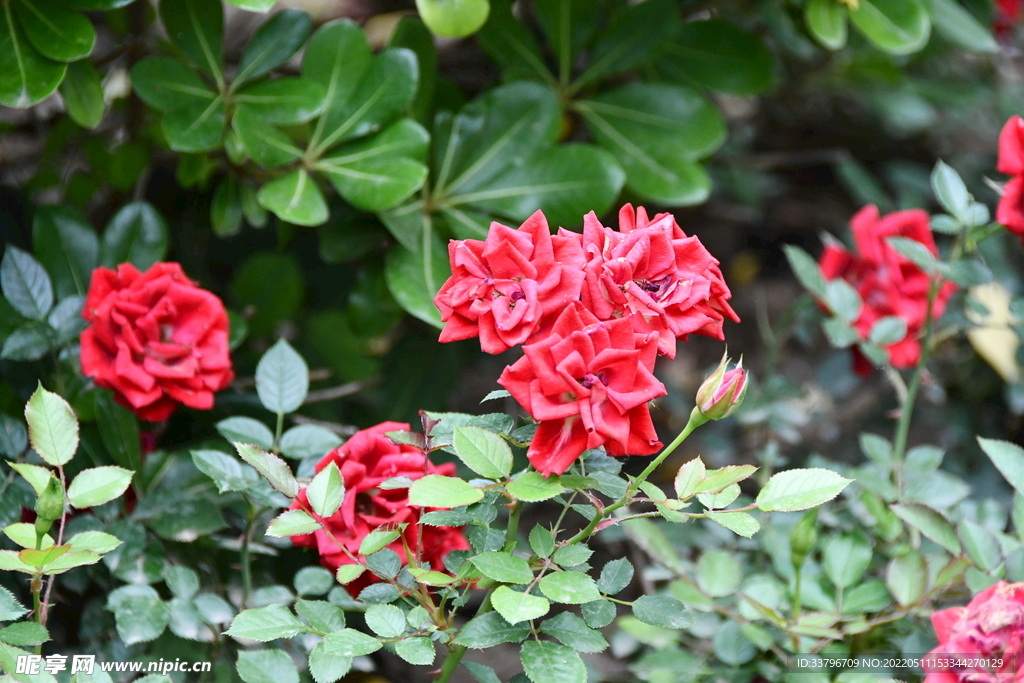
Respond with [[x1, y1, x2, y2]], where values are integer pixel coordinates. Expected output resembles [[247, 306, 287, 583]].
[[565, 407, 708, 546], [40, 466, 67, 627], [892, 280, 940, 497], [32, 577, 43, 654], [434, 594, 493, 683], [240, 504, 257, 607]]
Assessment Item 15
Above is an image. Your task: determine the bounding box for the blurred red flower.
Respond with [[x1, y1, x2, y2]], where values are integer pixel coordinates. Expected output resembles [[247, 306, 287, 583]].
[[80, 262, 234, 422], [997, 115, 1024, 244], [289, 422, 469, 595], [818, 205, 956, 373], [498, 303, 665, 476], [924, 581, 1024, 682], [434, 210, 586, 354]]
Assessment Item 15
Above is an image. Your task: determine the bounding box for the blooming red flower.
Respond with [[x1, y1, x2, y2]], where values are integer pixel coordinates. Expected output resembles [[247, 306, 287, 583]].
[[289, 422, 470, 595], [498, 303, 665, 476], [924, 581, 1024, 682], [580, 204, 739, 358], [997, 116, 1024, 245], [434, 210, 586, 354], [80, 262, 234, 422], [995, 0, 1023, 38], [818, 205, 956, 373]]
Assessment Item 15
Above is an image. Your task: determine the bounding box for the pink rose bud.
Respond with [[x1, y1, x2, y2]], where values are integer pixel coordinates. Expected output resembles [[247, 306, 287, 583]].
[[695, 353, 747, 420]]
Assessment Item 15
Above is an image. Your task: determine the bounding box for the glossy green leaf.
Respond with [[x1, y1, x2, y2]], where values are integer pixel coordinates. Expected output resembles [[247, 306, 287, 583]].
[[0, 5, 65, 108], [15, 0, 95, 62], [31, 206, 96, 300], [266, 509, 320, 536], [805, 0, 848, 50], [234, 442, 298, 498], [849, 0, 930, 55], [130, 56, 216, 112], [235, 78, 325, 125], [540, 612, 607, 653], [395, 636, 435, 665], [476, 0, 550, 82], [306, 463, 345, 518], [236, 10, 312, 85], [416, 0, 490, 38], [159, 0, 223, 82], [232, 107, 302, 168], [822, 534, 872, 588], [25, 383, 77, 466], [384, 231, 449, 327], [659, 19, 774, 95], [308, 642, 353, 683], [211, 174, 243, 237], [2, 246, 52, 320], [389, 16, 436, 123], [520, 640, 586, 683], [575, 0, 678, 90], [597, 558, 633, 595], [460, 144, 625, 228], [538, 571, 601, 604], [931, 0, 996, 52], [60, 59, 104, 128], [452, 425, 513, 479], [506, 471, 565, 502], [101, 202, 169, 270], [453, 611, 530, 648], [1, 322, 50, 360], [470, 552, 533, 584], [257, 170, 329, 227], [491, 585, 550, 624], [67, 466, 133, 508], [162, 97, 225, 152]]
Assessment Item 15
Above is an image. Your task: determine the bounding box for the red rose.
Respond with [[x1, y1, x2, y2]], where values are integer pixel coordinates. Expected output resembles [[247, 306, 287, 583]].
[[995, 0, 1023, 37], [997, 116, 1024, 244], [434, 210, 586, 354], [289, 422, 470, 595], [924, 581, 1024, 683], [80, 262, 234, 422], [498, 303, 665, 476], [580, 204, 739, 358], [818, 205, 956, 373]]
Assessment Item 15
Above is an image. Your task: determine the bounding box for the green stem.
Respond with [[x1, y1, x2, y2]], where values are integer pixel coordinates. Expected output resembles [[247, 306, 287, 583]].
[[792, 566, 802, 622], [32, 576, 43, 654], [241, 505, 256, 606], [891, 280, 940, 498], [273, 412, 285, 452], [503, 501, 522, 552], [435, 594, 493, 683], [565, 407, 708, 545]]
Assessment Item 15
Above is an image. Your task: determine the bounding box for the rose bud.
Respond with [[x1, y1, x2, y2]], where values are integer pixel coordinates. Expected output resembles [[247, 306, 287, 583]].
[[695, 353, 748, 420]]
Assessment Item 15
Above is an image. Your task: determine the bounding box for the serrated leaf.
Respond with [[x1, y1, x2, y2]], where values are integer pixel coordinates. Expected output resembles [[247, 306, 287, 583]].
[[506, 472, 565, 502], [705, 510, 761, 538], [491, 586, 549, 625], [25, 383, 77, 466], [520, 640, 586, 683], [470, 552, 533, 584], [266, 509, 319, 537], [306, 463, 345, 518], [408, 474, 483, 507], [633, 595, 693, 629], [454, 611, 530, 648], [226, 604, 305, 641], [67, 466, 133, 509], [756, 468, 851, 512], [255, 338, 309, 415], [323, 628, 383, 656], [234, 442, 298, 498], [2, 246, 52, 320], [538, 572, 601, 604], [453, 425, 513, 479]]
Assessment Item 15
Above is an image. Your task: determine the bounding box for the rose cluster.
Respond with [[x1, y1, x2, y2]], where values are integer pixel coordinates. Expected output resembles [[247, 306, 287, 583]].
[[817, 205, 956, 375], [289, 422, 470, 593], [997, 115, 1024, 245], [80, 262, 235, 421], [434, 205, 739, 476], [925, 581, 1024, 682]]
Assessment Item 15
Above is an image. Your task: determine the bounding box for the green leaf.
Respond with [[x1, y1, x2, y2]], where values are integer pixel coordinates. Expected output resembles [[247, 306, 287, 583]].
[[756, 468, 851, 512], [101, 202, 169, 270], [384, 233, 449, 328], [477, 0, 549, 81], [236, 10, 312, 85], [520, 640, 586, 683], [324, 628, 383, 656], [130, 56, 216, 112], [529, 525, 555, 558], [0, 415, 28, 456], [978, 437, 1024, 498], [14, 0, 95, 62], [93, 391, 141, 471], [453, 611, 530, 648], [714, 620, 756, 665], [257, 169, 329, 227], [255, 338, 309, 415], [364, 604, 406, 638], [868, 316, 908, 345], [1, 322, 51, 361], [576, 83, 723, 206], [162, 98, 226, 152], [306, 463, 345, 518], [491, 585, 550, 625], [302, 19, 371, 129], [232, 107, 301, 169], [0, 6, 66, 108], [456, 144, 625, 228], [849, 0, 931, 55], [581, 599, 616, 628], [266, 509, 320, 537], [226, 604, 305, 641], [211, 174, 243, 237], [8, 462, 48, 495], [358, 527, 401, 555], [416, 0, 490, 38], [31, 207, 97, 300], [930, 0, 996, 52], [805, 0, 848, 49], [931, 160, 970, 222], [225, 0, 274, 10], [111, 592, 171, 645], [0, 585, 28, 621], [389, 16, 436, 123], [597, 557, 633, 595], [783, 244, 828, 298], [824, 278, 863, 323], [162, 565, 198, 601], [575, 0, 678, 89], [308, 642, 353, 683], [191, 448, 253, 493], [317, 120, 430, 212], [553, 544, 591, 567], [67, 466, 133, 508], [0, 621, 49, 647], [335, 564, 365, 585], [453, 425, 513, 479], [295, 599, 344, 632], [696, 465, 758, 494], [160, 0, 223, 82], [294, 568, 334, 597], [706, 511, 761, 538], [395, 636, 435, 665], [60, 59, 104, 128], [409, 474, 483, 507], [216, 417, 274, 451], [960, 519, 1000, 571], [540, 611, 608, 653], [538, 571, 601, 604], [660, 19, 774, 95], [885, 552, 927, 606], [470, 552, 533, 584], [235, 78, 326, 125], [279, 425, 343, 460], [2, 246, 53, 320], [697, 551, 741, 597], [236, 649, 299, 683], [234, 442, 298, 498], [506, 472, 566, 502], [633, 595, 693, 629], [25, 383, 77, 466], [822, 534, 872, 588], [892, 503, 961, 554]]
